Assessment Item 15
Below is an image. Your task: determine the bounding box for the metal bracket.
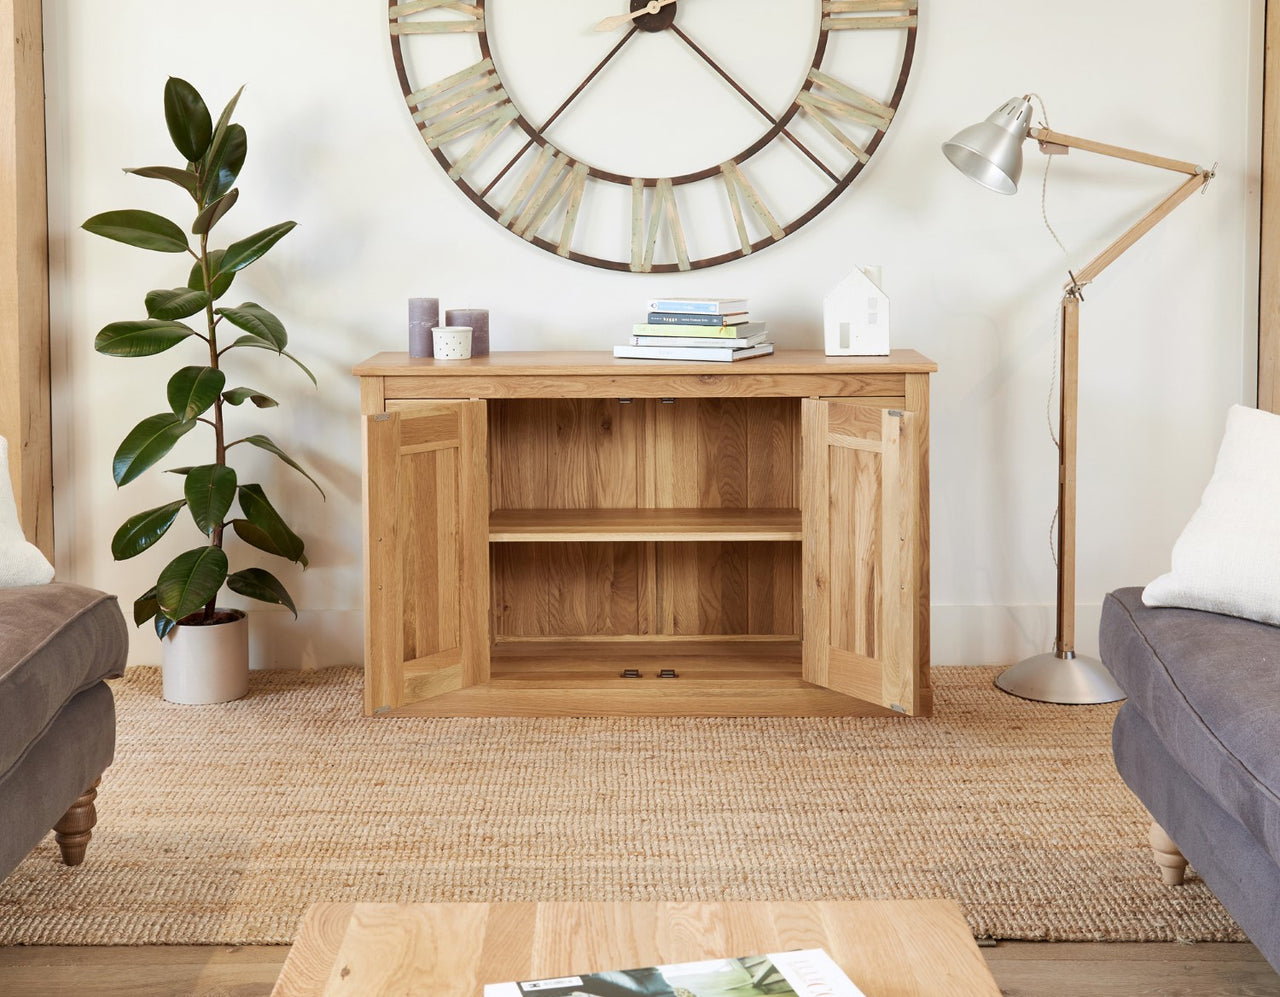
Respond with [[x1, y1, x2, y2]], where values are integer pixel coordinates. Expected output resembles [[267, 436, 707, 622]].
[[657, 668, 679, 679], [375, 705, 391, 714], [620, 668, 642, 679]]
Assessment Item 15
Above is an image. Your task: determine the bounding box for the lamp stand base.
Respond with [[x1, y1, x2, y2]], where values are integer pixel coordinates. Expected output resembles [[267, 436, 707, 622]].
[[994, 651, 1126, 705]]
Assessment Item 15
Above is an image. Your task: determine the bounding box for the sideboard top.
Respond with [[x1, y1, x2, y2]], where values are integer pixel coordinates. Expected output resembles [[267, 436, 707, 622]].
[[353, 349, 937, 377]]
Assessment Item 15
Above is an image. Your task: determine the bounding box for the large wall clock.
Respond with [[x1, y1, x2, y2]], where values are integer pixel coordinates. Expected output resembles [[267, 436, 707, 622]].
[[388, 1, 918, 272]]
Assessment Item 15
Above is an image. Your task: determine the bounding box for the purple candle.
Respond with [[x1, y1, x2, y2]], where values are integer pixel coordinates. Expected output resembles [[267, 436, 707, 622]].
[[408, 297, 440, 357], [445, 308, 488, 356]]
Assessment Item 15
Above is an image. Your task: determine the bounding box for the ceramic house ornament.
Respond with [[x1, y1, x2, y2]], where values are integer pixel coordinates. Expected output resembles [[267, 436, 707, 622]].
[[824, 266, 890, 356]]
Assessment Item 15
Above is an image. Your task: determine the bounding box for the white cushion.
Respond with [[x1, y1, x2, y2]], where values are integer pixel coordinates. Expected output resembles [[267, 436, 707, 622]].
[[1143, 405, 1280, 625], [0, 435, 55, 587]]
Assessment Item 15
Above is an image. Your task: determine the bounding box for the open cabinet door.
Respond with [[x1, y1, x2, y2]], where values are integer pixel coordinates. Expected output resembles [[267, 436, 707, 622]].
[[363, 401, 488, 714], [802, 399, 920, 714]]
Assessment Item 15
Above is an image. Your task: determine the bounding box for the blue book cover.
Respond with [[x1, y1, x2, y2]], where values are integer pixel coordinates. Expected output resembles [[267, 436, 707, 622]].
[[647, 297, 748, 315]]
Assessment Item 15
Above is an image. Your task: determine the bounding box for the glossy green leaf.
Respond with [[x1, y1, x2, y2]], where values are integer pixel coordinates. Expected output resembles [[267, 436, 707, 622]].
[[95, 320, 197, 358], [156, 546, 228, 622], [234, 434, 324, 498], [192, 187, 238, 236], [200, 86, 244, 205], [145, 287, 210, 321], [221, 386, 277, 408], [164, 77, 212, 163], [188, 249, 235, 300], [205, 124, 246, 204], [215, 221, 296, 276], [226, 567, 296, 617], [167, 366, 226, 421], [184, 464, 237, 536], [134, 587, 160, 627], [226, 337, 317, 386], [82, 209, 189, 253], [113, 413, 197, 486], [232, 483, 307, 566], [166, 466, 195, 476], [217, 302, 286, 351], [111, 500, 187, 561], [155, 613, 177, 639], [123, 165, 198, 196]]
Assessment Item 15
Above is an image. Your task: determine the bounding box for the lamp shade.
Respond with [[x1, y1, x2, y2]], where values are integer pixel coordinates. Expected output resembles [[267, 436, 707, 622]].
[[942, 96, 1035, 195]]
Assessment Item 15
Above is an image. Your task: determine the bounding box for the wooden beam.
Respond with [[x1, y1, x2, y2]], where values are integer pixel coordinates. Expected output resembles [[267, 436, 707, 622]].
[[0, 0, 52, 558], [1261, 0, 1280, 412]]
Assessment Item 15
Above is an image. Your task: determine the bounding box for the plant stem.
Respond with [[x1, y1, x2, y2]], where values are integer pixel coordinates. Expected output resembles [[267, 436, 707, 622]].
[[200, 229, 223, 623]]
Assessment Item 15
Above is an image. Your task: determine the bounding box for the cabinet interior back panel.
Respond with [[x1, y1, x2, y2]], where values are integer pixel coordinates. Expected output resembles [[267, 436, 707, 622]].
[[489, 398, 643, 510], [651, 397, 799, 509], [491, 541, 648, 637], [657, 541, 800, 636]]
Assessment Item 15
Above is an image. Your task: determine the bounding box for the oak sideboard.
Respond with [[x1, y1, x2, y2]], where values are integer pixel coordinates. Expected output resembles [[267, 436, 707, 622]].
[[354, 350, 935, 718]]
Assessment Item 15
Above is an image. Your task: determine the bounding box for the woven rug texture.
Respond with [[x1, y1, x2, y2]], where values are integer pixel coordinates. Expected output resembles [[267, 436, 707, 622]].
[[0, 665, 1242, 946]]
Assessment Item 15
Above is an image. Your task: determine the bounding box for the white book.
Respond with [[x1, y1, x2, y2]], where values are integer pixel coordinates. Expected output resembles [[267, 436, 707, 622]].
[[630, 332, 770, 350], [646, 297, 748, 315], [613, 343, 774, 362]]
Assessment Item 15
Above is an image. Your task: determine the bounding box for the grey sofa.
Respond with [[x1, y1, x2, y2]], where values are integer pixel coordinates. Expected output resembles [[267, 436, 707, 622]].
[[1, 583, 126, 878], [1101, 586, 1280, 972]]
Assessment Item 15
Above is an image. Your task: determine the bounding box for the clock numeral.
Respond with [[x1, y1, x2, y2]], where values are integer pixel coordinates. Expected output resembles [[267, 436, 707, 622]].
[[796, 69, 895, 164], [508, 153, 585, 244], [390, 0, 485, 34], [407, 58, 519, 170], [821, 0, 918, 30], [719, 160, 784, 255], [556, 165, 589, 257], [631, 179, 690, 273], [498, 144, 557, 229]]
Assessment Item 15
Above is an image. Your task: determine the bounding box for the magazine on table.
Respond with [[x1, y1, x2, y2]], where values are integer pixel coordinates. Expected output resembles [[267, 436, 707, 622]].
[[484, 947, 867, 997]]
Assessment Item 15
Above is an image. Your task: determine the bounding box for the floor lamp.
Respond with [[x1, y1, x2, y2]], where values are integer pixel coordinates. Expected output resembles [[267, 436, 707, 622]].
[[942, 96, 1214, 704]]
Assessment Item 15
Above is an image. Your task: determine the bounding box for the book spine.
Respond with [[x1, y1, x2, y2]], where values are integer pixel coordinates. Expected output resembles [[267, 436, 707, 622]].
[[645, 312, 740, 326], [647, 299, 743, 314], [631, 335, 765, 349], [615, 345, 736, 361], [632, 323, 741, 338]]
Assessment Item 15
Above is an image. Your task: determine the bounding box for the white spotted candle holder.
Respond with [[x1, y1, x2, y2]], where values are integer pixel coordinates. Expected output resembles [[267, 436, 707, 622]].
[[431, 326, 472, 360]]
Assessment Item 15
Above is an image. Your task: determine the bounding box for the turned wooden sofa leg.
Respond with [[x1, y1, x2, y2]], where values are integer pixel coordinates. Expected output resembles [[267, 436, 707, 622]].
[[53, 778, 100, 867], [1149, 820, 1188, 886]]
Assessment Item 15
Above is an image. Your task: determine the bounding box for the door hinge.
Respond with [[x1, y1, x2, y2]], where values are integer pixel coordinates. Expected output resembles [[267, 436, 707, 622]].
[[375, 705, 392, 714], [890, 703, 906, 714]]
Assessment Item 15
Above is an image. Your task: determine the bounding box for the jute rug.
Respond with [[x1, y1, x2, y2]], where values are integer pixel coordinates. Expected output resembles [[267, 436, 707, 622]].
[[0, 666, 1242, 946]]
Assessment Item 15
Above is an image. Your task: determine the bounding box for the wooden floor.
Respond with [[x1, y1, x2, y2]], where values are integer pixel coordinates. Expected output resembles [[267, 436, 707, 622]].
[[0, 942, 1275, 996]]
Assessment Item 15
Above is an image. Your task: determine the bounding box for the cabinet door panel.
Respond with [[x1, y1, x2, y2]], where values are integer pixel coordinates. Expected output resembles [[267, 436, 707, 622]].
[[802, 399, 919, 714], [364, 401, 488, 713]]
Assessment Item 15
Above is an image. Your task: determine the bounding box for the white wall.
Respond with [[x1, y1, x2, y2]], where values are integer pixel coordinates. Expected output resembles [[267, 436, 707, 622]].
[[43, 1, 1263, 668]]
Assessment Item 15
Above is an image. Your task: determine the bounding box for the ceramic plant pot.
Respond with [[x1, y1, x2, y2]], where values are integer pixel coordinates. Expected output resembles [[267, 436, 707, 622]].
[[160, 609, 249, 704]]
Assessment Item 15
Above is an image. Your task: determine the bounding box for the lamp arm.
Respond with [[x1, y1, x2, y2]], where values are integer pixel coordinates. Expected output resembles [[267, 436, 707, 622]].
[[1029, 126, 1204, 176], [1067, 171, 1211, 290]]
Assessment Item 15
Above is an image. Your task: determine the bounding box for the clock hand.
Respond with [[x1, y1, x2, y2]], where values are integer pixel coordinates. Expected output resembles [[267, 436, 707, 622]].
[[594, 0, 677, 32]]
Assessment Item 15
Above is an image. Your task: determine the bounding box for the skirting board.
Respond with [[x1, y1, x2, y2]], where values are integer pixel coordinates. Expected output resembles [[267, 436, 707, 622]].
[[931, 603, 1104, 666], [124, 609, 365, 670], [125, 606, 1106, 670]]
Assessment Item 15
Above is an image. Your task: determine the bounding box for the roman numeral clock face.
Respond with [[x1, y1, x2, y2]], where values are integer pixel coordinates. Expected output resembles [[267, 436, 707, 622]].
[[388, 0, 918, 272]]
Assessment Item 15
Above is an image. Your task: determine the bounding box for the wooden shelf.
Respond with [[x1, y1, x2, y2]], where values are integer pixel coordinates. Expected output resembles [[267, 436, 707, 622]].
[[488, 508, 802, 542], [375, 639, 899, 717]]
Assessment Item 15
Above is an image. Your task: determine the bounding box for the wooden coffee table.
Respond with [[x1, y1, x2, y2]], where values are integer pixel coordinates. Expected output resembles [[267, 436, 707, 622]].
[[271, 899, 1000, 996]]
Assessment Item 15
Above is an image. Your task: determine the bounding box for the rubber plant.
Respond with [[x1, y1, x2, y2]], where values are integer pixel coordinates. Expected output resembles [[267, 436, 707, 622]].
[[84, 77, 321, 639]]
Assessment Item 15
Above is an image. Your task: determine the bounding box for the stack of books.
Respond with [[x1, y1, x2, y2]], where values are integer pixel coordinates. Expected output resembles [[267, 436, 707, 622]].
[[613, 297, 773, 362]]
